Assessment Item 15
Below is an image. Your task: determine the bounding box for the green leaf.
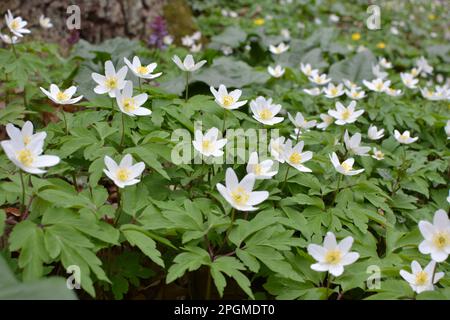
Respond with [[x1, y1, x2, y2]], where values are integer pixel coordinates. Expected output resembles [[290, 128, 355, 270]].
[[166, 246, 211, 284], [121, 225, 164, 267]]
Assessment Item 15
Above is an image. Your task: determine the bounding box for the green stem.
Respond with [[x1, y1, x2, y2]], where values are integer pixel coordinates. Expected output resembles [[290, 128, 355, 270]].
[[138, 77, 142, 92], [222, 108, 227, 132], [185, 72, 189, 102], [61, 108, 69, 135], [114, 188, 123, 226], [5, 72, 9, 104], [11, 42, 18, 58], [120, 112, 126, 147], [19, 171, 26, 214], [333, 174, 343, 204], [325, 272, 331, 299]]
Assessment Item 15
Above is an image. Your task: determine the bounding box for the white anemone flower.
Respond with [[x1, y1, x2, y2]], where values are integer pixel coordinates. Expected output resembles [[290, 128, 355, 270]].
[[344, 131, 370, 156], [190, 43, 202, 53], [401, 72, 419, 89], [329, 152, 364, 176], [288, 112, 316, 130], [269, 137, 287, 163], [385, 87, 403, 97], [210, 84, 247, 110], [5, 121, 47, 147], [372, 64, 388, 80], [269, 42, 289, 55], [363, 78, 391, 92], [216, 168, 269, 211], [5, 10, 30, 37], [400, 260, 444, 294], [282, 140, 313, 172], [300, 63, 318, 77], [192, 127, 227, 157], [116, 81, 150, 117], [308, 72, 332, 85], [250, 97, 284, 125], [307, 232, 359, 277], [316, 114, 334, 130], [303, 87, 322, 96], [378, 57, 392, 69], [246, 152, 278, 179], [39, 15, 53, 29], [345, 88, 366, 100], [92, 60, 128, 98], [103, 154, 145, 189], [124, 56, 162, 80], [1, 135, 59, 174], [40, 84, 83, 105], [416, 57, 433, 77], [371, 147, 384, 160], [172, 54, 206, 72], [328, 101, 364, 125], [323, 83, 345, 98], [418, 209, 450, 262], [368, 125, 384, 140], [267, 65, 285, 78], [394, 130, 418, 144], [0, 33, 19, 44], [342, 79, 361, 91]]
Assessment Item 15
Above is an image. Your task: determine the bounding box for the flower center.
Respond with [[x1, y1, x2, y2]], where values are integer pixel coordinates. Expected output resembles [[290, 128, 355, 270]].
[[375, 151, 384, 158], [222, 95, 234, 107], [17, 149, 34, 167], [352, 91, 359, 98], [254, 164, 262, 175], [56, 91, 68, 102], [330, 88, 338, 96], [324, 249, 342, 265], [123, 98, 136, 112], [415, 271, 429, 286], [341, 109, 351, 120], [10, 19, 19, 30], [202, 139, 212, 152], [341, 162, 352, 172], [289, 152, 302, 164], [231, 186, 250, 205], [137, 66, 148, 75], [259, 108, 272, 120], [106, 77, 118, 90], [375, 82, 383, 91], [116, 168, 130, 182], [433, 232, 449, 249], [400, 133, 409, 141]]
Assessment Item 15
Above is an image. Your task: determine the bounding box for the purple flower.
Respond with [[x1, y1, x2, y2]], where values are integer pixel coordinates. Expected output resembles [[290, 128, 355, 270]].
[[148, 16, 169, 50]]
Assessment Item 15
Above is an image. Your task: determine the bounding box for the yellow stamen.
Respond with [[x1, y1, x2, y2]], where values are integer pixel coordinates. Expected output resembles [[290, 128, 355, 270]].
[[415, 271, 429, 286], [56, 91, 68, 102], [202, 139, 212, 152], [289, 152, 302, 164], [259, 109, 272, 120], [17, 149, 33, 167], [324, 249, 342, 265], [231, 186, 249, 205], [10, 19, 19, 30], [137, 66, 148, 75], [341, 109, 351, 120], [123, 98, 136, 112], [330, 88, 338, 96], [433, 233, 449, 249], [375, 83, 383, 91], [116, 168, 130, 182], [105, 77, 118, 90], [222, 95, 234, 107], [254, 164, 262, 175], [341, 162, 352, 172]]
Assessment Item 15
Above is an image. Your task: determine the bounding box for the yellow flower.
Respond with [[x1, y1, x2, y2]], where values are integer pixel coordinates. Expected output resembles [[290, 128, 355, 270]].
[[351, 32, 361, 41], [428, 14, 436, 21], [253, 18, 265, 26], [376, 42, 386, 49]]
